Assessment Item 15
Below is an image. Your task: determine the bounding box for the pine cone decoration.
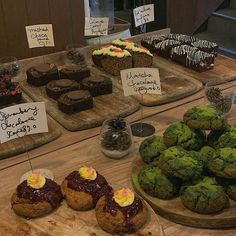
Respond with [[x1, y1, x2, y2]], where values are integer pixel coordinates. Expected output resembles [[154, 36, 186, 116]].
[[206, 87, 222, 103]]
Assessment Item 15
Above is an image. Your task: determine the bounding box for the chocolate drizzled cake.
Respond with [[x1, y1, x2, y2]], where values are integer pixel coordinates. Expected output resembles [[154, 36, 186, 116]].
[[58, 90, 93, 114], [61, 169, 112, 210], [26, 63, 59, 86], [11, 178, 63, 218], [153, 39, 181, 58], [81, 75, 112, 97], [46, 79, 80, 99], [141, 34, 167, 52], [167, 34, 198, 44], [59, 65, 90, 82], [191, 40, 218, 56]]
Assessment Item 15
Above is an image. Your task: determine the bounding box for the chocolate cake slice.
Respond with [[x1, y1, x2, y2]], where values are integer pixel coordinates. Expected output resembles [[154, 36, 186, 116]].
[[58, 90, 93, 114], [59, 65, 90, 82], [81, 75, 112, 97], [141, 34, 167, 52], [167, 34, 198, 45], [191, 40, 218, 56], [26, 63, 59, 86], [46, 79, 80, 99]]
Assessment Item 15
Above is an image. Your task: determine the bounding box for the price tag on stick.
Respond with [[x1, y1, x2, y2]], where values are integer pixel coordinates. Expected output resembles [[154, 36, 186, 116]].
[[133, 4, 155, 27], [85, 17, 109, 36], [0, 102, 48, 143], [25, 24, 55, 48]]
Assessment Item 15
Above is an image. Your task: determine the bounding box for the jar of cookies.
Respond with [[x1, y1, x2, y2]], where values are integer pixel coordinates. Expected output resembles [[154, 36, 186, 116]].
[[100, 117, 132, 159]]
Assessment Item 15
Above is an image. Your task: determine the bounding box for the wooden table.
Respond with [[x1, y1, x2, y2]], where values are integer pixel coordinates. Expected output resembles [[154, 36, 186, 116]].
[[0, 84, 236, 235]]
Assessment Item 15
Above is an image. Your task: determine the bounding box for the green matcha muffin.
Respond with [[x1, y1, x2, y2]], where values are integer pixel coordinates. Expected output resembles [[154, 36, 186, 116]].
[[183, 105, 227, 130], [208, 148, 236, 178], [158, 146, 203, 181], [226, 184, 236, 201], [138, 164, 180, 199], [218, 132, 236, 148], [139, 135, 167, 163], [198, 146, 216, 164], [207, 124, 236, 148], [163, 122, 205, 150], [181, 177, 228, 214]]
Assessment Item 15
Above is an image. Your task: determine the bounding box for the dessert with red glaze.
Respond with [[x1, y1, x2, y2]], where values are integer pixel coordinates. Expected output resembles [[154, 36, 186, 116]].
[[0, 75, 22, 106], [81, 75, 112, 97], [61, 167, 112, 210], [96, 188, 148, 234], [11, 172, 63, 218]]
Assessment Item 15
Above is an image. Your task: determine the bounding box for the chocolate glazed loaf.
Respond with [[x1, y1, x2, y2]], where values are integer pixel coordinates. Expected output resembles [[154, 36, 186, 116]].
[[191, 40, 218, 56], [46, 79, 80, 99], [81, 75, 112, 97], [96, 192, 148, 234], [26, 63, 59, 86], [58, 90, 93, 114], [11, 179, 63, 218]]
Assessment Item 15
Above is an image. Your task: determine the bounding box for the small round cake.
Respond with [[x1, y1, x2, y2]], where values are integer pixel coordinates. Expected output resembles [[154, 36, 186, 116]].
[[138, 164, 180, 199], [158, 146, 203, 181], [61, 167, 112, 210], [208, 148, 236, 178], [163, 121, 205, 150], [139, 135, 167, 164], [95, 188, 148, 234], [11, 172, 62, 218], [183, 105, 227, 130], [181, 177, 228, 214]]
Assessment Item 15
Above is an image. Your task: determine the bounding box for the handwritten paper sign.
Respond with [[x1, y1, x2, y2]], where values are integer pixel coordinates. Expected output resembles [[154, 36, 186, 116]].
[[133, 4, 154, 27], [25, 24, 55, 48], [0, 102, 48, 143], [120, 68, 162, 97], [85, 17, 109, 36]]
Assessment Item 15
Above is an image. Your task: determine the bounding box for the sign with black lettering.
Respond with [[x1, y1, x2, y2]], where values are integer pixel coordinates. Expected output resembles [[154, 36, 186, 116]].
[[120, 68, 161, 96], [25, 24, 55, 48], [0, 102, 48, 143], [133, 4, 154, 27], [85, 17, 109, 36]]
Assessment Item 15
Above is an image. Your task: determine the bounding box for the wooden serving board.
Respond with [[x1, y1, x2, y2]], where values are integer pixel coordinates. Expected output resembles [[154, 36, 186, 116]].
[[20, 81, 139, 131], [0, 94, 61, 160], [131, 159, 236, 229]]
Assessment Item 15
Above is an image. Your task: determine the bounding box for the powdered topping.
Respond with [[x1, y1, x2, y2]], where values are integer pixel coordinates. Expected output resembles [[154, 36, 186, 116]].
[[154, 39, 181, 50], [112, 39, 133, 47], [79, 166, 97, 180], [113, 188, 135, 207], [27, 172, 46, 189], [192, 40, 218, 49], [125, 43, 153, 56]]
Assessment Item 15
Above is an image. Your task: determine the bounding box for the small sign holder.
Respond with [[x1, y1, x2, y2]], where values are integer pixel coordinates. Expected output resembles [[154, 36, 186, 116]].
[[120, 68, 161, 137]]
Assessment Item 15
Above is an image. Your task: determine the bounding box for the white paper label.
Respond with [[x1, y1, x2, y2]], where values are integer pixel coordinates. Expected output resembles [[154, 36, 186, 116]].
[[120, 68, 162, 96], [25, 24, 55, 48], [85, 17, 109, 36], [0, 102, 48, 143], [133, 4, 155, 27]]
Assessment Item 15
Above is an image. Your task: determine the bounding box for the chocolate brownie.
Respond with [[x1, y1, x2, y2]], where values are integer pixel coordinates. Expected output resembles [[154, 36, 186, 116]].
[[191, 40, 218, 56], [59, 65, 90, 82], [81, 75, 112, 97], [153, 39, 181, 58], [58, 90, 93, 114], [141, 34, 167, 52], [46, 79, 80, 99], [26, 63, 59, 86], [0, 78, 22, 106], [167, 34, 198, 45]]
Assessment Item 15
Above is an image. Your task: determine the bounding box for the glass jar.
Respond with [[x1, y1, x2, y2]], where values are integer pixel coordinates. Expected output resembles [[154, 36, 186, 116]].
[[100, 117, 132, 159]]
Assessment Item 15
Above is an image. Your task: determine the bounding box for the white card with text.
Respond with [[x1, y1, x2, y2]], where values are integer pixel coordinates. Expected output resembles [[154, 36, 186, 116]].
[[0, 102, 48, 143], [85, 17, 109, 36], [133, 4, 155, 27], [25, 24, 55, 48], [120, 68, 162, 96]]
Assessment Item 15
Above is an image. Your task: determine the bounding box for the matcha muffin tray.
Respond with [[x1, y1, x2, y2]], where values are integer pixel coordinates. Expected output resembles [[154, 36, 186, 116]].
[[131, 105, 236, 228]]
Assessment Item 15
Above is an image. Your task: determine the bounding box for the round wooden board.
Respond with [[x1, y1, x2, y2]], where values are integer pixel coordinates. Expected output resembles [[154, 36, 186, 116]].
[[131, 159, 236, 229]]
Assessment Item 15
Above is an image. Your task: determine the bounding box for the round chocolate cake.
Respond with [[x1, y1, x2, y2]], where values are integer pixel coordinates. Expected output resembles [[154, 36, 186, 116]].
[[95, 188, 148, 234], [61, 167, 112, 210], [11, 173, 62, 218]]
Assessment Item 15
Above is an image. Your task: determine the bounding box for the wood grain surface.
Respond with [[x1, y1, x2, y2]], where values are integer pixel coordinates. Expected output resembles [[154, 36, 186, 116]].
[[20, 81, 140, 131], [0, 93, 61, 160], [132, 159, 236, 228]]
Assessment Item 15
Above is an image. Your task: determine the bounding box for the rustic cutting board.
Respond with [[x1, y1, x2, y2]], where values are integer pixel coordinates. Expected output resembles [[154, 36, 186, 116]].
[[20, 81, 139, 131], [131, 159, 236, 229], [0, 94, 61, 160], [153, 55, 236, 85]]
